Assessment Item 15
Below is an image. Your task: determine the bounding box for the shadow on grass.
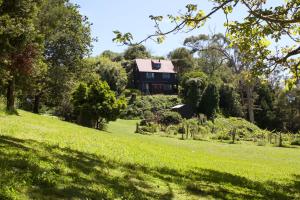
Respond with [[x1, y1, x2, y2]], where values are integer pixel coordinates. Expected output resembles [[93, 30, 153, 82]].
[[0, 135, 299, 200], [4, 108, 19, 116]]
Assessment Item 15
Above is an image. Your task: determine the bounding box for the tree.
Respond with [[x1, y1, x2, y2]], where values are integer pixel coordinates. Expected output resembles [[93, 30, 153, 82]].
[[72, 79, 127, 129], [219, 84, 243, 117], [184, 33, 260, 123], [123, 45, 150, 60], [83, 56, 128, 95], [0, 0, 43, 112], [101, 50, 123, 62], [36, 0, 92, 114], [123, 45, 151, 88], [274, 87, 300, 132], [184, 34, 227, 76], [198, 83, 219, 120], [180, 71, 208, 110], [168, 48, 195, 75], [254, 81, 277, 130]]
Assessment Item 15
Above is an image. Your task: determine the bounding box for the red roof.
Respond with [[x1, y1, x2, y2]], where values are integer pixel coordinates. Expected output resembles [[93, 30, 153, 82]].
[[136, 59, 177, 73]]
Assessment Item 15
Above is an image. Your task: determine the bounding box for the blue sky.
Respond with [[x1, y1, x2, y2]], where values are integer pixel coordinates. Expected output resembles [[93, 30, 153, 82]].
[[70, 0, 283, 57]]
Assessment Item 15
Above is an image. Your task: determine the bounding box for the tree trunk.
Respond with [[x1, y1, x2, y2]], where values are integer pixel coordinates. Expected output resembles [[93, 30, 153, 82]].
[[279, 132, 283, 147], [246, 85, 255, 123], [6, 78, 15, 112], [33, 94, 41, 114]]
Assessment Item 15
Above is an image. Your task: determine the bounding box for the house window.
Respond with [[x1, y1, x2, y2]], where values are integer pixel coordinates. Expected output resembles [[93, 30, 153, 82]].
[[163, 84, 172, 91], [142, 83, 149, 90], [162, 73, 171, 79], [153, 63, 161, 69], [152, 61, 161, 69], [146, 72, 155, 79]]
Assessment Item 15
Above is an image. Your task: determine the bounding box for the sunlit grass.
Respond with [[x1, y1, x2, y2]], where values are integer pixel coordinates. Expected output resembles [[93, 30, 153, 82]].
[[0, 109, 299, 199]]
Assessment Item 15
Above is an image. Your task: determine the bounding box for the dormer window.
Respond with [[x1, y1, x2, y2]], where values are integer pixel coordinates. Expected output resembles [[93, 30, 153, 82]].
[[152, 60, 161, 70]]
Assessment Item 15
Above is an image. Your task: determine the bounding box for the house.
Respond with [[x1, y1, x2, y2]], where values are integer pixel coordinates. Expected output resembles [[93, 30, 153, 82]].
[[134, 59, 178, 94]]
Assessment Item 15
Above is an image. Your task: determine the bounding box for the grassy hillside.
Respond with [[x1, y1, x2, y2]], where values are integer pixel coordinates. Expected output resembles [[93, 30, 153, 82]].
[[0, 109, 300, 199]]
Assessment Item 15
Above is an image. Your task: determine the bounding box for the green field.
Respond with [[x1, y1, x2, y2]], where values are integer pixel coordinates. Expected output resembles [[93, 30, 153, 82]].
[[0, 110, 300, 199]]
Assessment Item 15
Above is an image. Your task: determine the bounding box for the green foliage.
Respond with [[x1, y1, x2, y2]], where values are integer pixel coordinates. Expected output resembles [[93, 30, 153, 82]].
[[0, 0, 44, 111], [180, 71, 208, 109], [198, 83, 219, 120], [83, 56, 128, 95], [184, 34, 228, 77], [72, 79, 127, 129], [213, 117, 265, 141], [291, 139, 300, 146], [168, 47, 195, 74], [143, 110, 155, 122], [121, 95, 181, 119], [219, 84, 243, 117], [35, 0, 92, 114], [160, 111, 182, 126], [123, 45, 150, 60], [274, 88, 300, 132], [101, 50, 123, 62], [254, 82, 278, 130]]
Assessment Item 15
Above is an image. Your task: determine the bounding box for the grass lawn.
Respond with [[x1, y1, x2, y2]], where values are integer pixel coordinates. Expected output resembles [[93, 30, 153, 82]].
[[0, 109, 300, 199]]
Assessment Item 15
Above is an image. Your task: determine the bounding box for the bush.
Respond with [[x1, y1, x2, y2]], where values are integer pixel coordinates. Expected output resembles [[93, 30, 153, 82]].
[[291, 139, 300, 146], [136, 122, 158, 134], [166, 125, 178, 135], [257, 140, 267, 146], [143, 110, 155, 122], [120, 95, 181, 119], [213, 117, 265, 140], [160, 111, 183, 126], [137, 124, 158, 134], [198, 83, 219, 120]]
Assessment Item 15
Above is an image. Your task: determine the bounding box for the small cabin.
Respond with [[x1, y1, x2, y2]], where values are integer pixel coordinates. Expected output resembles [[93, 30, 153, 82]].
[[134, 59, 178, 94]]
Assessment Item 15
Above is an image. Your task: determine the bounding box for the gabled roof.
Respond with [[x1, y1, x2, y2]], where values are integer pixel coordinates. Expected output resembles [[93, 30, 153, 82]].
[[135, 59, 177, 73]]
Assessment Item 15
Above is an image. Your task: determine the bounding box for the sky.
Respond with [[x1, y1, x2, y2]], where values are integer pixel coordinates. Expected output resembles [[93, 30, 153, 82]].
[[70, 0, 284, 57]]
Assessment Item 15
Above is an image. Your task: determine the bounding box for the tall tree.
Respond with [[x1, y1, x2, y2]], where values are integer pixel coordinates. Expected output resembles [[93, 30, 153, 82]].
[[123, 45, 150, 60], [198, 83, 219, 120], [0, 0, 43, 112], [184, 34, 227, 76], [254, 81, 277, 130], [34, 0, 92, 114], [83, 56, 128, 95], [168, 48, 195, 75], [219, 84, 243, 117], [123, 45, 151, 88], [180, 71, 208, 109]]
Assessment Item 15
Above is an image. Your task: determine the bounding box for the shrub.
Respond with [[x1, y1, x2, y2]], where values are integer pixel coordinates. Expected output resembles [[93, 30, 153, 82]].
[[138, 124, 157, 134], [219, 84, 244, 117], [136, 122, 158, 134], [213, 117, 266, 140], [291, 139, 300, 146], [140, 119, 148, 126], [166, 125, 178, 135], [216, 133, 231, 140], [160, 111, 183, 126], [120, 95, 181, 119], [198, 83, 219, 120], [257, 140, 267, 146], [72, 80, 127, 129], [143, 110, 155, 122]]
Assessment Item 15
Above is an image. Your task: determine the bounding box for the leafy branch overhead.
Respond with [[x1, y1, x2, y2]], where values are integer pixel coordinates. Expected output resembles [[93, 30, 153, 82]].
[[113, 0, 300, 77]]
